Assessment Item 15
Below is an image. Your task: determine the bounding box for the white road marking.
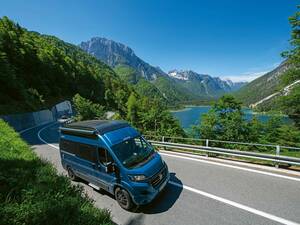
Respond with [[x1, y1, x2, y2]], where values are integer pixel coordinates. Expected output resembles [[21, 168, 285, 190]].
[[169, 181, 299, 225], [37, 123, 300, 224], [160, 150, 300, 176], [161, 152, 300, 182], [19, 121, 52, 134], [37, 122, 59, 149]]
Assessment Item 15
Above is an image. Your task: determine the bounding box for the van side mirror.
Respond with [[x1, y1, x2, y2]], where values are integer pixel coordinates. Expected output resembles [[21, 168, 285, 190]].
[[105, 162, 115, 173]]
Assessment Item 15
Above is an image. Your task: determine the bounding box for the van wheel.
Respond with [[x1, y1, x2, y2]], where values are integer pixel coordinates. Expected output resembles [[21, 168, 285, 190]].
[[67, 167, 77, 181], [115, 187, 135, 210]]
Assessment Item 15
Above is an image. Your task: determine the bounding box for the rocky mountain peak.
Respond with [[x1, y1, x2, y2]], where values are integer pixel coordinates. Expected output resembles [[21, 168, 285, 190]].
[[167, 69, 247, 94], [79, 37, 166, 80]]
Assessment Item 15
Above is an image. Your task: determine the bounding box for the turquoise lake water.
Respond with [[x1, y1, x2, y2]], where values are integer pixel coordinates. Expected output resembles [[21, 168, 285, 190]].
[[171, 106, 290, 129]]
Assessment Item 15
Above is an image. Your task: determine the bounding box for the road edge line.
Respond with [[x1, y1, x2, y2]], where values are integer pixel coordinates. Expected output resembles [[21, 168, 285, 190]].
[[169, 181, 299, 225], [161, 152, 300, 182], [19, 121, 53, 134], [37, 122, 59, 149]]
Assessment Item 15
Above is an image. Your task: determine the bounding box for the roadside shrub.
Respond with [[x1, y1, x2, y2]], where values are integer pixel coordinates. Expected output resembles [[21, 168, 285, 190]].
[[72, 94, 106, 121]]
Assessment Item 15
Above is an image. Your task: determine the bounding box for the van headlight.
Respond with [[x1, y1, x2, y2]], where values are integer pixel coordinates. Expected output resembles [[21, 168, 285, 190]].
[[128, 174, 147, 182]]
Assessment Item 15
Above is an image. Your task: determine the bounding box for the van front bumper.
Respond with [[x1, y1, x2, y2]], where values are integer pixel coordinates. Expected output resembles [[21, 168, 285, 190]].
[[131, 171, 170, 205]]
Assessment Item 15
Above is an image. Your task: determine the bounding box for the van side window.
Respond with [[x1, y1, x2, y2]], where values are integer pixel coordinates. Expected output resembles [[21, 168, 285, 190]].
[[98, 148, 113, 165], [77, 143, 97, 162], [60, 139, 78, 155]]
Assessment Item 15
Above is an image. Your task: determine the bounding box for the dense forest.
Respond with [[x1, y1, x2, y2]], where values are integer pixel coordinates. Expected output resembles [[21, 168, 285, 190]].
[[113, 64, 169, 104], [0, 16, 184, 136]]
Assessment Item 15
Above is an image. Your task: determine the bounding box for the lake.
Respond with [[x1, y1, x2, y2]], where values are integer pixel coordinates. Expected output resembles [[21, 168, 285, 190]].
[[171, 106, 290, 129]]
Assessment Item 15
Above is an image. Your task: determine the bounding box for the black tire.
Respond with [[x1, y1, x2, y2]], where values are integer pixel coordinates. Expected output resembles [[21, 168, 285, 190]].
[[67, 167, 77, 181], [115, 187, 135, 210]]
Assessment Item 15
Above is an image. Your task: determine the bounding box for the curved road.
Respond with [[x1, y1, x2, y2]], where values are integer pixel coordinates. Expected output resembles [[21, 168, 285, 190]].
[[21, 122, 300, 225]]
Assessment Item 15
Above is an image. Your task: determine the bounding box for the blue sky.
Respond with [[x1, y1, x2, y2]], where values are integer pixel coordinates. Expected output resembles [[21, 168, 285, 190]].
[[0, 0, 296, 81]]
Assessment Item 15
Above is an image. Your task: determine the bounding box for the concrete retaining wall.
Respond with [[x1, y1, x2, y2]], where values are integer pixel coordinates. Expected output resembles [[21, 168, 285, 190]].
[[0, 100, 72, 132], [0, 109, 54, 131]]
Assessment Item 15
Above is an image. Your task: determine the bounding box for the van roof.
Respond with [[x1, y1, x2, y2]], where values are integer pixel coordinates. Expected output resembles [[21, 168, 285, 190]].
[[63, 120, 130, 135]]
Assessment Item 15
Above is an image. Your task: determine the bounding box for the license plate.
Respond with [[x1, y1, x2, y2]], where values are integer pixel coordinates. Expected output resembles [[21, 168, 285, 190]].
[[159, 177, 168, 192]]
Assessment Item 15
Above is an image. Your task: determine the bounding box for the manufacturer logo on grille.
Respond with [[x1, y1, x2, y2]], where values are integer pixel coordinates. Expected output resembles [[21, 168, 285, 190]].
[[158, 173, 163, 180]]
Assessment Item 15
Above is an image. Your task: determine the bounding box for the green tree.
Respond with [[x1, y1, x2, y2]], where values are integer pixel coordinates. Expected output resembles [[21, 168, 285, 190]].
[[259, 115, 283, 143], [282, 5, 300, 65], [125, 96, 185, 137], [197, 95, 251, 142], [276, 124, 300, 147], [277, 86, 300, 127], [126, 92, 139, 126], [72, 94, 105, 121]]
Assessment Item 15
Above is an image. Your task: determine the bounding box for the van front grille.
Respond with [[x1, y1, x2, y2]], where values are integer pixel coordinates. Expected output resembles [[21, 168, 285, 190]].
[[150, 165, 167, 188]]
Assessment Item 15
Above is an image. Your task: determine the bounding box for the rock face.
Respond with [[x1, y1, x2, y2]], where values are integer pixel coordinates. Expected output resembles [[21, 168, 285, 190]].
[[80, 37, 166, 80]]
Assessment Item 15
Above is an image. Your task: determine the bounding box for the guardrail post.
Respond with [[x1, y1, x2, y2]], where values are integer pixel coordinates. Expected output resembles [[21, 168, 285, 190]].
[[275, 145, 280, 168], [162, 136, 166, 150], [205, 139, 209, 157]]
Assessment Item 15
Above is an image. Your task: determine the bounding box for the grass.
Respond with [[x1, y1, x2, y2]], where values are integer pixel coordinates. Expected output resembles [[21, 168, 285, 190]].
[[0, 119, 113, 225]]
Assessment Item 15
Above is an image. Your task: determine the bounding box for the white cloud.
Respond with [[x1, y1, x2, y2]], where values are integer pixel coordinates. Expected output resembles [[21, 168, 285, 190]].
[[222, 71, 268, 82], [221, 61, 283, 83]]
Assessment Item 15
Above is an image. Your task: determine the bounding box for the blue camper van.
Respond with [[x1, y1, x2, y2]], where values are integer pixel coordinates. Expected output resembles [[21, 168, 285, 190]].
[[59, 120, 170, 210]]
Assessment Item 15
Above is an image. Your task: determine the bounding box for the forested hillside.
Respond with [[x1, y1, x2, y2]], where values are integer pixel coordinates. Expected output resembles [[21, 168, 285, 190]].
[[0, 17, 131, 115], [235, 61, 289, 106], [113, 64, 168, 103], [0, 17, 185, 136]]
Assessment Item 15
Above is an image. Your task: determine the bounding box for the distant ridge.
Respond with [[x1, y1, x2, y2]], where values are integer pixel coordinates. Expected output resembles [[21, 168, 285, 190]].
[[80, 37, 247, 103], [235, 61, 289, 105]]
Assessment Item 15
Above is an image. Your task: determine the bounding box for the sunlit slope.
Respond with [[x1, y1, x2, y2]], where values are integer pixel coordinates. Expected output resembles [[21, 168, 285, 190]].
[[235, 62, 288, 106]]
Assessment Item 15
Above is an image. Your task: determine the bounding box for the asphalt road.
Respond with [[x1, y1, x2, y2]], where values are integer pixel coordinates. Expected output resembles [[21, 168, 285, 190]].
[[21, 122, 300, 225]]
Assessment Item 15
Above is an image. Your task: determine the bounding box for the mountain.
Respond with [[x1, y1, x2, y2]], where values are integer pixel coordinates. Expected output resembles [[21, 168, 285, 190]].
[[80, 37, 246, 103], [223, 79, 247, 92], [235, 61, 289, 106], [80, 37, 166, 80], [79, 38, 197, 104], [168, 70, 247, 98]]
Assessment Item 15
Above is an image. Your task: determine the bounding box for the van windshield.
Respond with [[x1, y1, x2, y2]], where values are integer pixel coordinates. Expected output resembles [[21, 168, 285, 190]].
[[111, 136, 155, 168]]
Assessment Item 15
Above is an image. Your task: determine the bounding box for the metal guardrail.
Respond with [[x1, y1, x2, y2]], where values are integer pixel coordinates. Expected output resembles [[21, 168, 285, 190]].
[[144, 136, 300, 167], [144, 134, 300, 152]]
